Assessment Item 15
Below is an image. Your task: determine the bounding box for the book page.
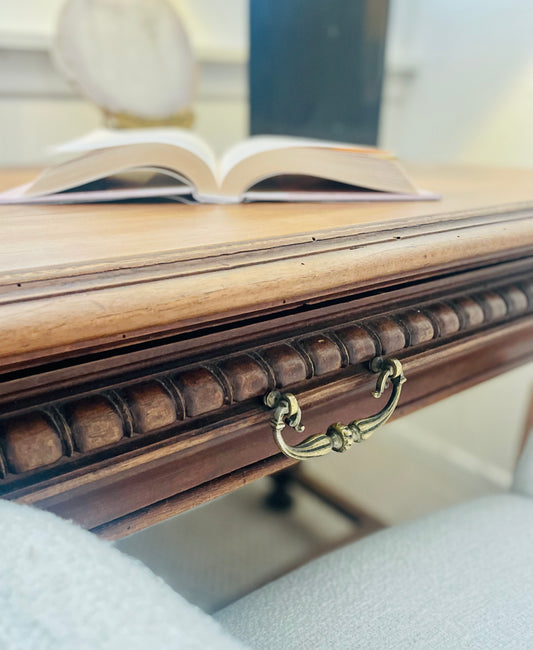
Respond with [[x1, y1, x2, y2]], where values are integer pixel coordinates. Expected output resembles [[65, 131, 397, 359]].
[[219, 135, 389, 183], [245, 189, 439, 203], [220, 144, 416, 198], [51, 128, 217, 172], [0, 168, 193, 204], [14, 144, 217, 199]]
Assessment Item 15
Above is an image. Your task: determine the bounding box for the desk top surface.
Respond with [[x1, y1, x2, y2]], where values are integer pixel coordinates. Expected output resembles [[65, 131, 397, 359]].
[[1, 165, 532, 275], [2, 166, 532, 535], [0, 165, 532, 370]]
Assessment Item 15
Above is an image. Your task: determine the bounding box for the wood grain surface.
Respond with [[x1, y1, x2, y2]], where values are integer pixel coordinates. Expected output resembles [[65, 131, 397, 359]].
[[0, 164, 532, 535], [1, 166, 533, 273], [1, 268, 532, 533], [0, 165, 532, 370], [0, 277, 526, 476]]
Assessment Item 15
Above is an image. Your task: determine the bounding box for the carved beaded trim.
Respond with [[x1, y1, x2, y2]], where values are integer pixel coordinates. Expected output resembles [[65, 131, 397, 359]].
[[0, 280, 531, 480]]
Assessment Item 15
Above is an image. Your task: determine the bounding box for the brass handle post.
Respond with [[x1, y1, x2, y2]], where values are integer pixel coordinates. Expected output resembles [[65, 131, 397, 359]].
[[264, 357, 406, 460]]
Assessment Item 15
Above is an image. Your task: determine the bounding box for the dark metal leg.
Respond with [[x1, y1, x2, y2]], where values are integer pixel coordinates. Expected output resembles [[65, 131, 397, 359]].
[[264, 468, 297, 511], [264, 465, 385, 538]]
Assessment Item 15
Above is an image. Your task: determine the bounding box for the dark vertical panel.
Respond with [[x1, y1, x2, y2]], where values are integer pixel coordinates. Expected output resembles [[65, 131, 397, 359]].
[[250, 0, 389, 144]]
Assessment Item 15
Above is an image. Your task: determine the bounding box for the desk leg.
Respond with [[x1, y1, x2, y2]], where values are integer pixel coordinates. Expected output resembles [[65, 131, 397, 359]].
[[265, 466, 384, 536]]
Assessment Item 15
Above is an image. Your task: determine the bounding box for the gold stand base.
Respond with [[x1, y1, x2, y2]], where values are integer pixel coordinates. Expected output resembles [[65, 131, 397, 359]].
[[102, 108, 194, 129]]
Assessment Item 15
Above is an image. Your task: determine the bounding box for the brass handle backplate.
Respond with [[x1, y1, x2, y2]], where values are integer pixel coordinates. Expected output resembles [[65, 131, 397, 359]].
[[264, 357, 406, 460]]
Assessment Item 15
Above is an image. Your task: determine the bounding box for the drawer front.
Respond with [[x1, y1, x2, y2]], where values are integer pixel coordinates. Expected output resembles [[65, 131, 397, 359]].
[[1, 262, 532, 537]]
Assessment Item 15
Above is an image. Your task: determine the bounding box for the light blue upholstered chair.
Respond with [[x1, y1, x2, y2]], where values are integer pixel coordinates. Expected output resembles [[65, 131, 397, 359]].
[[2, 433, 533, 649]]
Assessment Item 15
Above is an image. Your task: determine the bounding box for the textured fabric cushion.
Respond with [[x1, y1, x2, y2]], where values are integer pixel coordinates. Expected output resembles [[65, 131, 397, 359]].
[[216, 494, 533, 650], [0, 499, 247, 650]]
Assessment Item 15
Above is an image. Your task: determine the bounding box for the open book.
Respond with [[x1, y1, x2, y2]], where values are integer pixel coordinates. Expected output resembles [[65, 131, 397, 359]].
[[0, 129, 437, 204]]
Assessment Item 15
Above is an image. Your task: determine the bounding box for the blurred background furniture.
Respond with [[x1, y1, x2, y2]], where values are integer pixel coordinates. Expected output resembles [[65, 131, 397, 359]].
[[249, 0, 388, 143], [53, 0, 196, 129], [3, 1, 533, 167]]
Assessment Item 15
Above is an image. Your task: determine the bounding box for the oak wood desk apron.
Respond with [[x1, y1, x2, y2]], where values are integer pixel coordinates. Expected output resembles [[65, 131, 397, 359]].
[[0, 165, 532, 539]]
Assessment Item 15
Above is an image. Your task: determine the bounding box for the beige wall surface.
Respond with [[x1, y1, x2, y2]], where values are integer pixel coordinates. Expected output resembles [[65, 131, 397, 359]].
[[1, 0, 533, 167], [380, 0, 533, 168]]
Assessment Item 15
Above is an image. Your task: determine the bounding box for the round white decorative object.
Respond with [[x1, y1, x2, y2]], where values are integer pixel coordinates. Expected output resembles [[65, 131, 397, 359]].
[[53, 0, 196, 120]]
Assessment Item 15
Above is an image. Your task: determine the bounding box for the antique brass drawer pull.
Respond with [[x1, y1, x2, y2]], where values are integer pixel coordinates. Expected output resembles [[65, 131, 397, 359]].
[[264, 357, 406, 460]]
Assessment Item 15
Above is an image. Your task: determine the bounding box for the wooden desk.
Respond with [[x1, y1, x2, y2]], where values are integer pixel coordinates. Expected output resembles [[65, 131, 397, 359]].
[[0, 166, 532, 539]]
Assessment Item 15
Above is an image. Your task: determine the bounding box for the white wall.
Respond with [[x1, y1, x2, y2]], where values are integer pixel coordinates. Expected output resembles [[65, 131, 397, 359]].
[[393, 363, 533, 486], [0, 0, 248, 56], [2, 0, 533, 166], [0, 0, 248, 162], [378, 0, 533, 480], [381, 0, 533, 167]]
